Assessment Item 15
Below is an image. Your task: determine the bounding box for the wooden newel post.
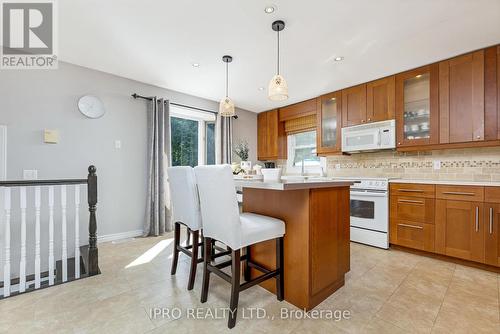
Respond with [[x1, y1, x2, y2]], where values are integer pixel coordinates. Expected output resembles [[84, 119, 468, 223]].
[[87, 165, 99, 276]]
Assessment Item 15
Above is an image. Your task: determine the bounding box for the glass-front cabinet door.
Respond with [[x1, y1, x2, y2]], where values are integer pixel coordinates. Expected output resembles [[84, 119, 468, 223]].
[[395, 64, 439, 148], [316, 91, 342, 155]]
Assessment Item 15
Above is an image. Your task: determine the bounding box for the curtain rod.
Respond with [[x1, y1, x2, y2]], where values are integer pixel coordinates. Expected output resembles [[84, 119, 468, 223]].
[[131, 93, 238, 119]]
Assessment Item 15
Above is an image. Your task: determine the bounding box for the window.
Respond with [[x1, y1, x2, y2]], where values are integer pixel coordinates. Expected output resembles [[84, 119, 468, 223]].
[[170, 106, 216, 167], [287, 130, 321, 173]]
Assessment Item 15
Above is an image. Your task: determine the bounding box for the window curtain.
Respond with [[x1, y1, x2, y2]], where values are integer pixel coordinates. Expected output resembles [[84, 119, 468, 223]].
[[215, 115, 233, 164], [143, 97, 172, 236]]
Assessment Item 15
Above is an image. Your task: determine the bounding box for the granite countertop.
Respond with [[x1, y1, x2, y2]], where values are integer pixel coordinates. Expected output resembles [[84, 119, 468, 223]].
[[234, 179, 354, 191], [390, 179, 500, 187]]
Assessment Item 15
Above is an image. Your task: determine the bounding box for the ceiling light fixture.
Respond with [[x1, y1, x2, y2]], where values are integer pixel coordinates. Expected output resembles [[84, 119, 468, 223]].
[[192, 63, 200, 67], [268, 20, 288, 101], [334, 56, 344, 62], [264, 6, 275, 14], [219, 55, 235, 117]]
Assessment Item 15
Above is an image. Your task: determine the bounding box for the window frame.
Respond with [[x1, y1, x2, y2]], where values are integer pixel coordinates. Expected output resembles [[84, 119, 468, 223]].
[[286, 130, 325, 175], [169, 106, 216, 166]]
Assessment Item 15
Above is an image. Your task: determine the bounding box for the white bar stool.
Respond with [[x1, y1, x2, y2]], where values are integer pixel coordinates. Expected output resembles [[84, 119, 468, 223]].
[[167, 166, 203, 290], [194, 165, 285, 329]]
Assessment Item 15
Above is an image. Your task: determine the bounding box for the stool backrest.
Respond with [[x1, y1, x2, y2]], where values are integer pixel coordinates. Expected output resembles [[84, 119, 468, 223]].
[[194, 165, 241, 248], [167, 166, 202, 231]]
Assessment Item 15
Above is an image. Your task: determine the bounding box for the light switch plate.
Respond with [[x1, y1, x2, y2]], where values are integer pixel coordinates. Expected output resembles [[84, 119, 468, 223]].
[[23, 169, 38, 180], [44, 129, 59, 144], [433, 160, 441, 170]]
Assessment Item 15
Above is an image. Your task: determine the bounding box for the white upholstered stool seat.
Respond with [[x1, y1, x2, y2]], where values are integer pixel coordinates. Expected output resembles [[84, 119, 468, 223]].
[[239, 212, 285, 249]]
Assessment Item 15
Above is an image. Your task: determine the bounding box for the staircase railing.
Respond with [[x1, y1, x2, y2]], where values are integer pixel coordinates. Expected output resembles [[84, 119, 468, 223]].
[[0, 165, 99, 298]]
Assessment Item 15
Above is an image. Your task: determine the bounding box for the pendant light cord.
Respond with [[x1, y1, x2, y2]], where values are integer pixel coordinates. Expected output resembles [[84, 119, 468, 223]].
[[226, 61, 229, 97], [277, 30, 280, 75]]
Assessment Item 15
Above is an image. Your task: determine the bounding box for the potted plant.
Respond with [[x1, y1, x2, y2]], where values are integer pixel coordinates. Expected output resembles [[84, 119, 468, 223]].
[[233, 140, 251, 172]]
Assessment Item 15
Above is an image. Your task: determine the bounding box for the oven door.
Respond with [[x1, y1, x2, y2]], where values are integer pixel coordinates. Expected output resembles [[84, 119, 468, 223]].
[[349, 190, 388, 232]]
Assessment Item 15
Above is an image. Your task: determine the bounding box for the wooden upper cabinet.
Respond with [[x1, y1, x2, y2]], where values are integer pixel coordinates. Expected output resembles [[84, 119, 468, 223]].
[[366, 76, 395, 123], [278, 98, 317, 122], [439, 50, 485, 143], [316, 91, 342, 155], [435, 199, 485, 262], [395, 64, 439, 148], [484, 46, 499, 141], [341, 84, 367, 127], [257, 110, 285, 161], [257, 112, 268, 160]]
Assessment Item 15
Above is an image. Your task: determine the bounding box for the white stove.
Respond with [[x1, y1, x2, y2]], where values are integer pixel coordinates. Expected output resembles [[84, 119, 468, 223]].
[[335, 177, 392, 249]]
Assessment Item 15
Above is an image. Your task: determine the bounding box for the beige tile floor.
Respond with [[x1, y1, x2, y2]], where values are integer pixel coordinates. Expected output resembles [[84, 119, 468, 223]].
[[1, 234, 499, 333]]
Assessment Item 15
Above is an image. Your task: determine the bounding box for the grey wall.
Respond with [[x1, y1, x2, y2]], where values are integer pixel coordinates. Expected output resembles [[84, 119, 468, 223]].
[[0, 61, 257, 239], [232, 107, 257, 163]]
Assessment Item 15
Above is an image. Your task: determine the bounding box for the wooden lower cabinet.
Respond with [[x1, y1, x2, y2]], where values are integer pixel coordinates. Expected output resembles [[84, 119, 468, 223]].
[[435, 200, 484, 262], [484, 203, 500, 266], [390, 193, 435, 252]]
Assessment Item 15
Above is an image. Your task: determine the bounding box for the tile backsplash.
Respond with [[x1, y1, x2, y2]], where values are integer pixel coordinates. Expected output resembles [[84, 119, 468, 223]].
[[324, 147, 500, 181]]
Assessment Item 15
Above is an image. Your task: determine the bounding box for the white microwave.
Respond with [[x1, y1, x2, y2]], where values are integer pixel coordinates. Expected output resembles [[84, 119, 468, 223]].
[[341, 119, 396, 153]]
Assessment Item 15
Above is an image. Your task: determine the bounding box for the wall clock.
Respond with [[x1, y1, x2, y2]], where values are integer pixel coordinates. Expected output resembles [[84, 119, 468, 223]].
[[78, 95, 105, 119]]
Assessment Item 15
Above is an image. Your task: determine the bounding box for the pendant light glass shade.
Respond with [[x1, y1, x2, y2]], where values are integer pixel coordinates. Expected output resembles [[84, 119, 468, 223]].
[[219, 96, 235, 117], [219, 55, 235, 117], [268, 74, 288, 101], [268, 20, 288, 101]]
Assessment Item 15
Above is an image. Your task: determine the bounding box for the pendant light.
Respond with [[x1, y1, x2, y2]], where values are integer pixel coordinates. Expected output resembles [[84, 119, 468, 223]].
[[268, 20, 288, 101], [219, 55, 235, 117]]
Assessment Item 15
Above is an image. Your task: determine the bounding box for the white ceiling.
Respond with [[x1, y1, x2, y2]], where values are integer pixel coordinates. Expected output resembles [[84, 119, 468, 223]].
[[59, 0, 500, 112]]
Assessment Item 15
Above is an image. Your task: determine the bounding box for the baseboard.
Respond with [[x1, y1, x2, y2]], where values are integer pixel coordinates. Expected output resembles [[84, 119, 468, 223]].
[[97, 230, 143, 243]]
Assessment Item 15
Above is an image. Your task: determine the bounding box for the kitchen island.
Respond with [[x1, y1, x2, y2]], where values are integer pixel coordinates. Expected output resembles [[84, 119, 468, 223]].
[[234, 179, 352, 310]]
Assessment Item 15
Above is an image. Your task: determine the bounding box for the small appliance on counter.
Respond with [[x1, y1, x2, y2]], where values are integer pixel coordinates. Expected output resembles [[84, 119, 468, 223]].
[[261, 168, 282, 182], [264, 162, 276, 168]]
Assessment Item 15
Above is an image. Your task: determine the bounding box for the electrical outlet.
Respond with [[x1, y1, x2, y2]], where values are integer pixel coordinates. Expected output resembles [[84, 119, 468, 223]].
[[335, 164, 341, 170], [115, 140, 122, 149], [433, 160, 441, 170]]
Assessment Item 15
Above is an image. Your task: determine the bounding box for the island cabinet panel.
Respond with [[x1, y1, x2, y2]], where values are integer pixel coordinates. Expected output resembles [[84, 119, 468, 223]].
[[435, 199, 485, 262], [316, 91, 342, 155], [341, 84, 367, 127], [278, 98, 317, 122], [366, 76, 395, 123], [439, 50, 485, 143], [242, 185, 351, 310], [257, 110, 286, 161]]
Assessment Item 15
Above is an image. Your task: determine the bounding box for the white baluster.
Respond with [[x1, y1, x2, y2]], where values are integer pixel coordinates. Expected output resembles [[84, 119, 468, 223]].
[[19, 187, 27, 293], [74, 185, 80, 279], [61, 185, 67, 282], [34, 186, 41, 289], [48, 186, 55, 286], [3, 188, 11, 297]]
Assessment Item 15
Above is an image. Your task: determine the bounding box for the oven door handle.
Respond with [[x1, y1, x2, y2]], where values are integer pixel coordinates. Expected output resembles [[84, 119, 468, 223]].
[[350, 191, 388, 198]]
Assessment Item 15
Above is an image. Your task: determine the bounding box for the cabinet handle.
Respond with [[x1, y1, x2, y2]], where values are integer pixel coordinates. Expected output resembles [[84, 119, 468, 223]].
[[490, 207, 494, 235], [442, 191, 475, 196], [397, 223, 423, 230], [398, 189, 424, 193], [361, 120, 365, 123], [475, 206, 479, 232], [368, 118, 371, 121], [398, 199, 424, 205]]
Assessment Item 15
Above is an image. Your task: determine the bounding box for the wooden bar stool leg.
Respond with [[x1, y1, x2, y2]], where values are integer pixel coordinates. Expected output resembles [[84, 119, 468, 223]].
[[170, 222, 181, 275], [276, 237, 284, 301], [201, 237, 212, 303], [244, 246, 251, 282], [187, 230, 199, 290], [228, 249, 241, 329]]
